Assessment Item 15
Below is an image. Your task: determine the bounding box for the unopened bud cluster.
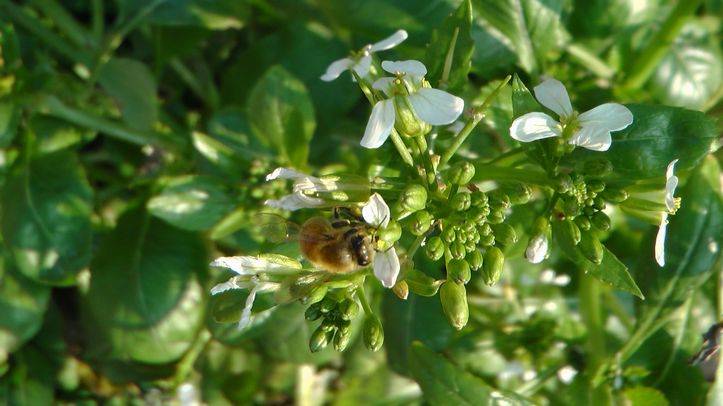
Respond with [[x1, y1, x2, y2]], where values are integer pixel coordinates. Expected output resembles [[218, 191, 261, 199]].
[[306, 294, 359, 352]]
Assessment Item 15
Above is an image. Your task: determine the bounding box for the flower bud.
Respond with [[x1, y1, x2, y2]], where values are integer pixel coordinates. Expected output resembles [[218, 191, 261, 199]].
[[448, 161, 476, 185], [579, 231, 604, 265], [320, 317, 337, 332], [601, 188, 629, 203], [471, 191, 488, 207], [425, 236, 445, 261], [482, 246, 505, 286], [450, 240, 466, 260], [309, 326, 331, 353], [591, 211, 611, 231], [561, 219, 581, 245], [593, 196, 606, 210], [492, 223, 517, 247], [440, 281, 469, 330], [583, 159, 613, 178], [562, 197, 579, 216], [363, 314, 384, 352], [487, 210, 505, 224], [587, 179, 606, 193], [302, 285, 328, 305], [556, 174, 573, 194], [405, 268, 442, 297], [338, 299, 359, 321], [400, 184, 428, 213], [500, 182, 532, 205], [466, 250, 483, 271], [479, 233, 495, 246], [305, 302, 323, 321], [392, 280, 409, 300], [333, 327, 351, 352], [410, 210, 434, 236], [450, 193, 471, 212], [319, 297, 337, 314], [575, 216, 591, 231], [447, 258, 471, 284], [488, 191, 511, 211], [378, 220, 402, 249], [525, 234, 549, 264], [441, 226, 456, 244], [394, 95, 432, 137]]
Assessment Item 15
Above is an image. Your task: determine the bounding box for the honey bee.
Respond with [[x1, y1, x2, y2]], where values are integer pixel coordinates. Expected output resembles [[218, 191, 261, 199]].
[[260, 212, 376, 273]]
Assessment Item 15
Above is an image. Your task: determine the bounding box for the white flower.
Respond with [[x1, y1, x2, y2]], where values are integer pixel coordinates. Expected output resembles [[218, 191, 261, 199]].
[[655, 159, 680, 267], [510, 78, 633, 151], [525, 234, 549, 264], [361, 60, 465, 149], [264, 167, 368, 211], [321, 30, 408, 82], [362, 193, 400, 288]]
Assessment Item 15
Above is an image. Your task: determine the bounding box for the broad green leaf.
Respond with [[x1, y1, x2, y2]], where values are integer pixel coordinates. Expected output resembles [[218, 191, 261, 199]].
[[87, 207, 206, 328], [247, 66, 315, 169], [0, 347, 54, 405], [409, 342, 531, 405], [623, 386, 669, 406], [552, 221, 643, 298], [98, 58, 157, 131], [1, 150, 92, 284], [147, 175, 234, 231], [29, 115, 95, 154], [569, 0, 663, 38], [0, 260, 51, 353], [511, 74, 541, 117], [0, 101, 19, 147], [425, 0, 475, 92], [574, 104, 718, 179], [650, 22, 723, 110], [119, 0, 249, 29]]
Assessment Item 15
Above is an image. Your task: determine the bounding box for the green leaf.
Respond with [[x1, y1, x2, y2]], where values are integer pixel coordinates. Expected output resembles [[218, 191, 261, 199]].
[[29, 115, 95, 154], [87, 207, 206, 328], [98, 58, 157, 131], [425, 0, 474, 92], [569, 0, 662, 38], [0, 101, 19, 147], [623, 386, 669, 406], [511, 74, 541, 117], [552, 221, 643, 298], [247, 65, 316, 169], [0, 347, 54, 405], [650, 22, 723, 111], [148, 175, 234, 231], [119, 0, 249, 29], [574, 104, 719, 179], [0, 260, 51, 353], [409, 342, 531, 405], [1, 150, 92, 284]]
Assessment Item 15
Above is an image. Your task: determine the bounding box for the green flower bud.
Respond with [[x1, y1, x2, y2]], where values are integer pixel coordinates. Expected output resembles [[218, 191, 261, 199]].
[[450, 193, 472, 211], [333, 327, 351, 352], [450, 240, 466, 260], [479, 233, 495, 246], [488, 191, 511, 211], [363, 314, 384, 352], [378, 220, 402, 246], [447, 258, 471, 284], [487, 210, 505, 224], [561, 219, 582, 245], [591, 211, 611, 231], [478, 223, 492, 236], [464, 239, 476, 253], [319, 297, 337, 314], [426, 236, 445, 261], [563, 197, 579, 216], [583, 159, 613, 178], [302, 285, 328, 305], [448, 161, 476, 185], [594, 196, 606, 210], [492, 223, 517, 247], [575, 216, 591, 231], [400, 184, 428, 213], [411, 210, 434, 236], [482, 246, 505, 286], [405, 268, 442, 297], [587, 179, 606, 193], [600, 188, 629, 203], [579, 231, 604, 264], [500, 182, 532, 205], [532, 216, 551, 236], [338, 299, 359, 321], [394, 95, 432, 137], [556, 174, 573, 194], [309, 326, 331, 353], [583, 206, 595, 217], [440, 281, 469, 330], [471, 191, 489, 207], [466, 250, 483, 271], [320, 317, 337, 332], [392, 280, 409, 300], [442, 226, 456, 244], [305, 302, 323, 321], [584, 197, 594, 207]]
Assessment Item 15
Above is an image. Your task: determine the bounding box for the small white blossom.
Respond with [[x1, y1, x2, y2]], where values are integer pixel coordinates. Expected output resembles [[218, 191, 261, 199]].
[[655, 159, 680, 267], [361, 60, 464, 148], [525, 234, 549, 264], [321, 30, 408, 82], [362, 193, 399, 288], [557, 365, 578, 384], [510, 79, 633, 151], [264, 167, 368, 211]]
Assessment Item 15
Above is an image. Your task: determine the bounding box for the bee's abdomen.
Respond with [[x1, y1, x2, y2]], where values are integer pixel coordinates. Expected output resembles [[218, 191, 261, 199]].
[[349, 234, 373, 267]]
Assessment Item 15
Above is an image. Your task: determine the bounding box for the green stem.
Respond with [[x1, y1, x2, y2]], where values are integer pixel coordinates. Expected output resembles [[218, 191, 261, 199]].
[[30, 0, 91, 47], [621, 0, 703, 91], [415, 135, 438, 190], [437, 27, 459, 90], [356, 284, 374, 316], [565, 43, 615, 79], [390, 129, 414, 167], [91, 0, 104, 42], [579, 274, 612, 403], [406, 234, 427, 258], [171, 328, 211, 386], [603, 290, 633, 332], [473, 164, 554, 187]]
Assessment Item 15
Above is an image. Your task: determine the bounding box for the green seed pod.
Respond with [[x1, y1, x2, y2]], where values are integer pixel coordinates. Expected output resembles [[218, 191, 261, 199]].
[[575, 216, 591, 231], [579, 231, 604, 264], [309, 326, 330, 353], [363, 314, 384, 352], [440, 281, 469, 330], [303, 285, 328, 305], [338, 299, 359, 321], [450, 240, 466, 260], [501, 182, 532, 205], [305, 302, 323, 321], [591, 211, 611, 231], [426, 236, 445, 261], [400, 184, 428, 213], [471, 191, 489, 207], [447, 258, 471, 284], [448, 161, 476, 185], [405, 268, 442, 296], [556, 174, 573, 194], [561, 219, 582, 245], [600, 188, 629, 203], [467, 250, 483, 271], [583, 159, 613, 178], [450, 192, 472, 212], [410, 210, 434, 236], [594, 196, 606, 210], [492, 223, 517, 247], [442, 226, 456, 244], [333, 327, 351, 352], [482, 246, 505, 286]]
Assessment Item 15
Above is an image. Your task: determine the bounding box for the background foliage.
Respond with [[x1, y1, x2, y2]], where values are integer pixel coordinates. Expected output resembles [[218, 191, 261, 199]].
[[0, 0, 721, 404]]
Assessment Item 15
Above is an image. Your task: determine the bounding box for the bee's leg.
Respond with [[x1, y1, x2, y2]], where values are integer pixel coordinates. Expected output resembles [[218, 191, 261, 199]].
[[335, 206, 365, 223]]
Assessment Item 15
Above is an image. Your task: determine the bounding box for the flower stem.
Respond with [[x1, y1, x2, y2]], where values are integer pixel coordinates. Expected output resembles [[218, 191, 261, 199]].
[[356, 284, 374, 316], [390, 129, 414, 167], [565, 43, 615, 79], [579, 274, 613, 403], [415, 135, 438, 190]]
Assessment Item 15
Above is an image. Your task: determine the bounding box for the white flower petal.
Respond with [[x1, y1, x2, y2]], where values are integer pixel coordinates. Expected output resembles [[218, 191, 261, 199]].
[[372, 77, 395, 95], [210, 256, 287, 275], [374, 247, 400, 288], [534, 79, 574, 118], [264, 192, 325, 211], [238, 284, 259, 330], [509, 112, 561, 142], [352, 54, 373, 78], [369, 30, 408, 52], [569, 126, 612, 151], [409, 88, 464, 125], [362, 193, 390, 227], [210, 277, 245, 295], [578, 103, 634, 132], [525, 234, 548, 264], [381, 60, 427, 77], [665, 159, 679, 211], [655, 215, 669, 267], [321, 58, 354, 82], [266, 167, 307, 181], [361, 99, 395, 148]]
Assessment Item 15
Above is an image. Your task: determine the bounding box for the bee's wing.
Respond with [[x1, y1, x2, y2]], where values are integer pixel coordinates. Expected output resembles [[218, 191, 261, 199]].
[[257, 213, 301, 243]]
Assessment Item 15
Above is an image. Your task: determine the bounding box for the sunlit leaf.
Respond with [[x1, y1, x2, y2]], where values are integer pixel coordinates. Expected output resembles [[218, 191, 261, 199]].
[[425, 0, 474, 92], [148, 175, 234, 231], [98, 58, 157, 131]]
